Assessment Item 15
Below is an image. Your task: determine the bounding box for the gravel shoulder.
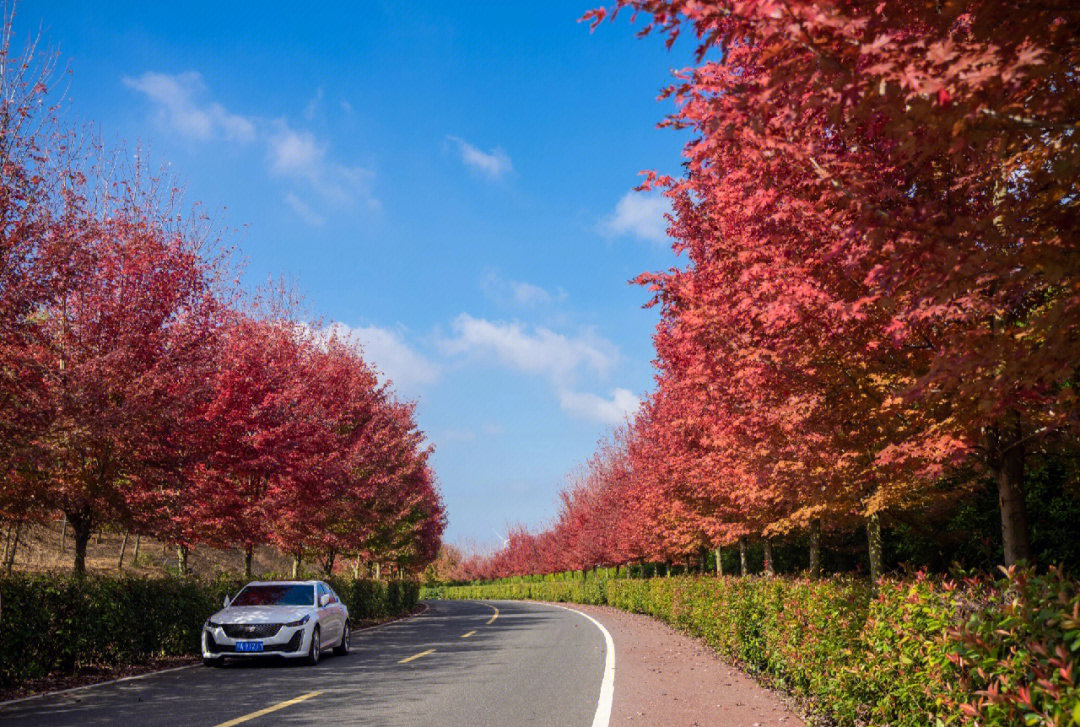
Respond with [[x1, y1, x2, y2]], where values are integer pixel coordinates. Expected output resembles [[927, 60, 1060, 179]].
[[568, 603, 806, 727]]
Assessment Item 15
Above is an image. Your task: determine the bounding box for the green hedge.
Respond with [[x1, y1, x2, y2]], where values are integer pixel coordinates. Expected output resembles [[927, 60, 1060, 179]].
[[0, 574, 419, 687], [427, 569, 1080, 727]]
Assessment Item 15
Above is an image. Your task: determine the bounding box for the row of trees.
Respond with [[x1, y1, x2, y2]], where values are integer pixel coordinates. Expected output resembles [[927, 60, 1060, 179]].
[[0, 22, 445, 576], [460, 0, 1079, 581]]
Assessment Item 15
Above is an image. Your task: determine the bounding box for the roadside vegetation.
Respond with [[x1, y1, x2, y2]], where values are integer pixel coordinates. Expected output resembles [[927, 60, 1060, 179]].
[[1, 572, 418, 694], [428, 568, 1079, 727]]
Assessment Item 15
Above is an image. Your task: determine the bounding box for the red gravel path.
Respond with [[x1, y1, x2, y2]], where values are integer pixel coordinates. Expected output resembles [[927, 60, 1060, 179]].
[[568, 603, 806, 727]]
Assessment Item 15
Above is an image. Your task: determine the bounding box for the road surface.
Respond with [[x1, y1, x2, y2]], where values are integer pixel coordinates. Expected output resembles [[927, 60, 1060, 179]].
[[0, 600, 609, 727]]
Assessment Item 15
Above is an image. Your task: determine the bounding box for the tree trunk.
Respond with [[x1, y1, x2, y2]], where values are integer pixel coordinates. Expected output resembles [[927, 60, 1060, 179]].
[[738, 537, 748, 576], [291, 553, 301, 579], [715, 547, 723, 576], [71, 515, 93, 576], [374, 562, 381, 580], [177, 545, 190, 576], [665, 561, 671, 578], [96, 529, 103, 545], [117, 532, 129, 570], [58, 515, 67, 552], [243, 544, 254, 580], [1, 525, 10, 567], [763, 537, 775, 576], [4, 524, 21, 573], [867, 513, 883, 583], [353, 553, 361, 579], [809, 518, 822, 578], [132, 535, 141, 566], [989, 416, 1031, 566], [322, 549, 336, 577]]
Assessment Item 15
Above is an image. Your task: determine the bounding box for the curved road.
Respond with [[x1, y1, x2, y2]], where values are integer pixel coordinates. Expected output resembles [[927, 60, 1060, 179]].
[[0, 600, 609, 727]]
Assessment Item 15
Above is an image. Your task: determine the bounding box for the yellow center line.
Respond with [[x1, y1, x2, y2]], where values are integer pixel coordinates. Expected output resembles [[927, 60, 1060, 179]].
[[461, 630, 476, 638], [485, 605, 499, 625], [214, 690, 323, 727], [398, 648, 435, 664]]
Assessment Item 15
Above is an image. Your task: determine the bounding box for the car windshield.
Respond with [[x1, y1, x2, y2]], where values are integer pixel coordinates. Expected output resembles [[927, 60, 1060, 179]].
[[230, 584, 314, 607]]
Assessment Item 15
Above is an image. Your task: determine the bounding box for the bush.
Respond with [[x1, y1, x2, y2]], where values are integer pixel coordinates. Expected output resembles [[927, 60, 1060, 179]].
[[433, 569, 1080, 727], [0, 573, 419, 688], [326, 577, 419, 620]]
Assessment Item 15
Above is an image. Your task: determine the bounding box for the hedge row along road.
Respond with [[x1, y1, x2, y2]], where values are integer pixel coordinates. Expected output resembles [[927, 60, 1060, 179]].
[[0, 601, 610, 727]]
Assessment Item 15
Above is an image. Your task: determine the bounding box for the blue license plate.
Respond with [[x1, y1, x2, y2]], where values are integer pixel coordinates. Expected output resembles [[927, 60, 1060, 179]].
[[235, 641, 264, 652]]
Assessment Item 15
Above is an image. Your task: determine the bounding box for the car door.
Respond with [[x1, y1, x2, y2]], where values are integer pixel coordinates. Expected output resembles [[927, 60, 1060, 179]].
[[329, 585, 347, 630], [316, 583, 339, 645]]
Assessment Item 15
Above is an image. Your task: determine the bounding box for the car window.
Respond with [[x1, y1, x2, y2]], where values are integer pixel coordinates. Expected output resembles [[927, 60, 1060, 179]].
[[328, 587, 339, 604], [316, 583, 328, 604], [231, 584, 315, 607]]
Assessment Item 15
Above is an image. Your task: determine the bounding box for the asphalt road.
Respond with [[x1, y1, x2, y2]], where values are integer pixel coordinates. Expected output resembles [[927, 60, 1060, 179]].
[[0, 600, 607, 727]]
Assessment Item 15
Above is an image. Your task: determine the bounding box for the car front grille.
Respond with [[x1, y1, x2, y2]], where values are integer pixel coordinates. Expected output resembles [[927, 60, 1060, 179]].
[[222, 623, 282, 639], [205, 628, 304, 654]]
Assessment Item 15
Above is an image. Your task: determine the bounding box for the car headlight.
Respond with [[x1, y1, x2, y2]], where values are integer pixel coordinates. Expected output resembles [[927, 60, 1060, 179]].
[[206, 619, 221, 629], [284, 615, 310, 627]]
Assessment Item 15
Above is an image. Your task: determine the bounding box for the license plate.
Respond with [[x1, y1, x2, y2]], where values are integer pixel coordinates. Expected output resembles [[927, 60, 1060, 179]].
[[235, 641, 264, 652]]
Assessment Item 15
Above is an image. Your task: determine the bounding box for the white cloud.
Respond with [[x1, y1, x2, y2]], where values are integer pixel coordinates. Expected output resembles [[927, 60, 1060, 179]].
[[269, 127, 323, 174], [268, 121, 377, 208], [512, 281, 556, 305], [447, 136, 513, 180], [558, 388, 640, 424], [601, 190, 671, 244], [123, 71, 256, 142], [324, 323, 440, 395], [439, 314, 616, 382], [480, 270, 567, 308], [125, 70, 377, 210], [304, 87, 323, 121], [283, 192, 325, 226], [442, 428, 477, 443]]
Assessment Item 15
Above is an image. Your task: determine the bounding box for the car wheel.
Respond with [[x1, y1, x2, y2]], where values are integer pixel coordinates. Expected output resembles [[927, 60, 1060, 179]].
[[306, 626, 321, 666], [202, 657, 222, 668], [333, 621, 350, 656]]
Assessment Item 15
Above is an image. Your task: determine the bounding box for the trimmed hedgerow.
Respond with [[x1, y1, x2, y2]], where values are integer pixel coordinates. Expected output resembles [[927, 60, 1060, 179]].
[[428, 568, 1080, 727], [0, 573, 419, 688], [326, 577, 419, 620]]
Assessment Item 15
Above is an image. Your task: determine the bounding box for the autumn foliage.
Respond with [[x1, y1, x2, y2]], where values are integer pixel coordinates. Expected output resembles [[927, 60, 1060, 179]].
[[0, 24, 444, 576], [464, 0, 1079, 581]]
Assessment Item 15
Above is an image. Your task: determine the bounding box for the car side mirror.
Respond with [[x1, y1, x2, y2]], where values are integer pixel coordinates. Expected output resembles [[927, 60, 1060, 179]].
[[223, 595, 231, 608], [319, 593, 330, 607]]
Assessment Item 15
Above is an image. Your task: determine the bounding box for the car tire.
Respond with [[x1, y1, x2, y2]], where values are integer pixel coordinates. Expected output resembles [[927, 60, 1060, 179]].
[[202, 657, 222, 668], [306, 626, 321, 666], [333, 621, 350, 656]]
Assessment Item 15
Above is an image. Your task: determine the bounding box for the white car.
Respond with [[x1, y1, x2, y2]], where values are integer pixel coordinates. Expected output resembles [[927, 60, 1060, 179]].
[[202, 580, 350, 666]]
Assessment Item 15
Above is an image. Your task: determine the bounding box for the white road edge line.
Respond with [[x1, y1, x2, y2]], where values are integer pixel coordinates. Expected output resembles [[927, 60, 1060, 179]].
[[0, 603, 433, 709], [543, 603, 615, 727]]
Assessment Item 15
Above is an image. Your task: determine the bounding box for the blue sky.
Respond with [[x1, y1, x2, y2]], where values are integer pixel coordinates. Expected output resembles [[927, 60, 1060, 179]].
[[22, 0, 692, 551]]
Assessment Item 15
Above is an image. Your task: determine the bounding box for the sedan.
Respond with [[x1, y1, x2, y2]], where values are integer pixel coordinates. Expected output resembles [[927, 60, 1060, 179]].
[[202, 580, 350, 666]]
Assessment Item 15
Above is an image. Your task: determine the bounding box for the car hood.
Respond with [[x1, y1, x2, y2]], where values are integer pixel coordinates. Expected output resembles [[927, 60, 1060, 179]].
[[210, 605, 314, 624]]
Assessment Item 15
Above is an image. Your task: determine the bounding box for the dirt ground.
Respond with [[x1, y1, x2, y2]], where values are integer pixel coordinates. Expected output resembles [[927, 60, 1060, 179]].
[[571, 603, 808, 727], [0, 520, 294, 579]]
